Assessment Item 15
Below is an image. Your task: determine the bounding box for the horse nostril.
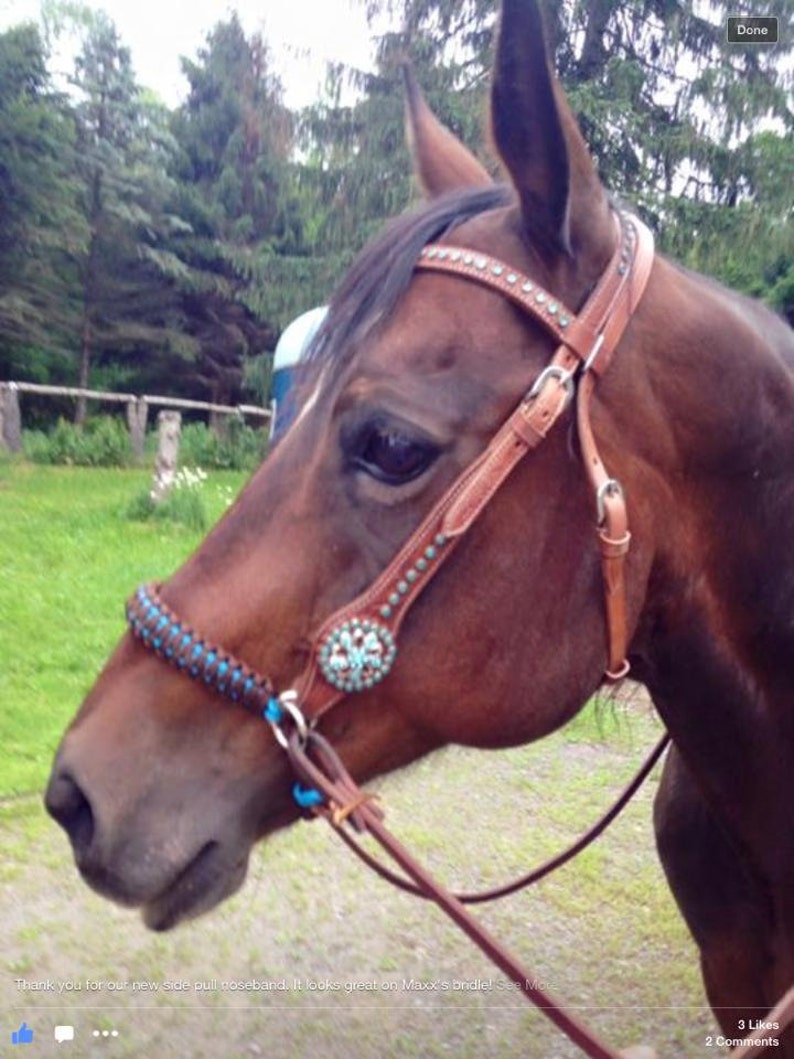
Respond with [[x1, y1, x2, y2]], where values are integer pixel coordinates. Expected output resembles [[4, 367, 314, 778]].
[[45, 769, 96, 857]]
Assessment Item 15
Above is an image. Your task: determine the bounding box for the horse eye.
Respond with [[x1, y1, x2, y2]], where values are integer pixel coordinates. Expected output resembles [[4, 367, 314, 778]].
[[353, 426, 439, 485]]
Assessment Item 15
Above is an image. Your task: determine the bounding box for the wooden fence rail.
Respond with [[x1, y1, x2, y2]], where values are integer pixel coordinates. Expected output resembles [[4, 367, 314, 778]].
[[0, 381, 272, 460]]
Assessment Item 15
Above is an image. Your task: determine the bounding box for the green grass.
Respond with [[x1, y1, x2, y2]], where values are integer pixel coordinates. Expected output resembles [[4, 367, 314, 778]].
[[0, 461, 248, 797]]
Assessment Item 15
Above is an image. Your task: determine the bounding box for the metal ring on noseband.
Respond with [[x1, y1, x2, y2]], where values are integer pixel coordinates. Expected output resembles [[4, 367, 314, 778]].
[[264, 689, 309, 750]]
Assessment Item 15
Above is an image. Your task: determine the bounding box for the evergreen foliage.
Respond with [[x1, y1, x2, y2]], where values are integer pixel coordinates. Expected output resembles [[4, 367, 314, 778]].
[[167, 15, 293, 406], [334, 0, 793, 317], [69, 13, 195, 420], [0, 23, 85, 381], [0, 0, 790, 420]]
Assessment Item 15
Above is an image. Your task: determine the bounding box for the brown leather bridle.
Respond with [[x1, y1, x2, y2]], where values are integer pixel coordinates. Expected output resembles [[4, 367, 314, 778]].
[[130, 208, 653, 700]]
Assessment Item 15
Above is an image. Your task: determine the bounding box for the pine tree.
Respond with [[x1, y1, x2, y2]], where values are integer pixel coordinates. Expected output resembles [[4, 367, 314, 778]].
[[167, 15, 294, 407], [61, 11, 203, 419], [0, 23, 85, 384], [305, 0, 792, 314]]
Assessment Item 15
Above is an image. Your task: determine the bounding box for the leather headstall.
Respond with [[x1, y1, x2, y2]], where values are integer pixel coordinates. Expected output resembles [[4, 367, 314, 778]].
[[294, 208, 655, 723], [127, 210, 655, 726]]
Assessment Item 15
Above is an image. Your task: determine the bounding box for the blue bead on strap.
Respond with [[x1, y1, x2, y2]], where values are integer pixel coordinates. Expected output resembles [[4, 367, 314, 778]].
[[293, 784, 324, 809], [264, 698, 283, 724]]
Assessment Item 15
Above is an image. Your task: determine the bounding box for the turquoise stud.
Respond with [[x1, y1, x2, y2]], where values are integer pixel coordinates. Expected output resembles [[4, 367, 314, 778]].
[[318, 619, 397, 693]]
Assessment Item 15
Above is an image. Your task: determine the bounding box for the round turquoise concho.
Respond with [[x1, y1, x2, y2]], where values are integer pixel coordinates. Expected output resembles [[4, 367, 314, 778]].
[[318, 618, 397, 693]]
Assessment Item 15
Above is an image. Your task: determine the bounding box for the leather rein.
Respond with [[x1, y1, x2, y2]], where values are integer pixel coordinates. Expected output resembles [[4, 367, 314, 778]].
[[126, 210, 688, 1058]]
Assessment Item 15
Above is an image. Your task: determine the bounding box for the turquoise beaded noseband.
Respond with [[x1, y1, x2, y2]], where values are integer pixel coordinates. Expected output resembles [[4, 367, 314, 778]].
[[126, 585, 276, 711], [126, 584, 323, 809]]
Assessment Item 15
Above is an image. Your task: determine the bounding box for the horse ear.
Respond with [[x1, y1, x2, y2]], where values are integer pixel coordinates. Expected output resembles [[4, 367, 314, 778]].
[[403, 64, 492, 198], [491, 0, 612, 261]]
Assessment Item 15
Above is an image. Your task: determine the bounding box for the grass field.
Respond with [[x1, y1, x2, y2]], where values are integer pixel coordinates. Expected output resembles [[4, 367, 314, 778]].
[[0, 460, 721, 1057], [0, 460, 246, 797]]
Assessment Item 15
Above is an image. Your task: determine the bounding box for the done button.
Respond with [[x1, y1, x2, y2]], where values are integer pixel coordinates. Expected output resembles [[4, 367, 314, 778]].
[[727, 16, 779, 43]]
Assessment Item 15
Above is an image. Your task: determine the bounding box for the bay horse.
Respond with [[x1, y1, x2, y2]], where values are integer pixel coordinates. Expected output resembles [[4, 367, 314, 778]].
[[45, 0, 794, 1053]]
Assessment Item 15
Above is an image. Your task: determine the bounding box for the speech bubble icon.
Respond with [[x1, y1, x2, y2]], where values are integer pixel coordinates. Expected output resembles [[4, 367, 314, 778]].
[[54, 1025, 75, 1043]]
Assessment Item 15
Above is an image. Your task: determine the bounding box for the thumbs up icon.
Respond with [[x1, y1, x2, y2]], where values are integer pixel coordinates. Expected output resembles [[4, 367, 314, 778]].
[[12, 1021, 34, 1044]]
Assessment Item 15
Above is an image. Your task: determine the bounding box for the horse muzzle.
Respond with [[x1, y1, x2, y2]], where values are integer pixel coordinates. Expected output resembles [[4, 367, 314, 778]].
[[43, 654, 301, 928], [45, 750, 253, 928]]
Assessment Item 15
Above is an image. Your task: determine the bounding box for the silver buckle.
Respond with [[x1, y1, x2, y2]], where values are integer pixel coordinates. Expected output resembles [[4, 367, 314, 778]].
[[527, 365, 575, 406]]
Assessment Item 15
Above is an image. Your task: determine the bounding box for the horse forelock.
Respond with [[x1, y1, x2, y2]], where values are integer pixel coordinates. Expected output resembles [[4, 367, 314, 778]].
[[303, 185, 515, 382]]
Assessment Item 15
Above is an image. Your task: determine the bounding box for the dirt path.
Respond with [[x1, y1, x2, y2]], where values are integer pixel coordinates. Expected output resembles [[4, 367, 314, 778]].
[[2, 698, 721, 1058]]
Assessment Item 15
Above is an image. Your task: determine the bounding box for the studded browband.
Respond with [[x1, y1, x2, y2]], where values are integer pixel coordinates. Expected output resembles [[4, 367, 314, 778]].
[[127, 210, 655, 724]]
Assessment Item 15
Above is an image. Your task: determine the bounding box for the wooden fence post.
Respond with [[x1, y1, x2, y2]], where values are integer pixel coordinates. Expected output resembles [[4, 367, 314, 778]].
[[0, 383, 22, 453], [150, 410, 181, 503], [126, 397, 148, 464]]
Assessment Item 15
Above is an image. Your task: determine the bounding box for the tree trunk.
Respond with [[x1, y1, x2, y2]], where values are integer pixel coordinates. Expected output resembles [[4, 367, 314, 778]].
[[75, 312, 91, 425], [76, 170, 103, 426], [577, 0, 614, 81]]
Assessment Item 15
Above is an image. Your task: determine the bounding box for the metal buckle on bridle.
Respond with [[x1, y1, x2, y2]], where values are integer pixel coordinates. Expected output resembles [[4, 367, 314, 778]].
[[526, 364, 575, 406]]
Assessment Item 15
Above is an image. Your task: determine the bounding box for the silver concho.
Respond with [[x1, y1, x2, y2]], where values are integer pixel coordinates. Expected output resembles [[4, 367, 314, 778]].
[[318, 619, 397, 693]]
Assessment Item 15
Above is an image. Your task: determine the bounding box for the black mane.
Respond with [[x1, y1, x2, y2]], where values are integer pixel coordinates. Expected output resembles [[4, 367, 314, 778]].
[[305, 185, 514, 374]]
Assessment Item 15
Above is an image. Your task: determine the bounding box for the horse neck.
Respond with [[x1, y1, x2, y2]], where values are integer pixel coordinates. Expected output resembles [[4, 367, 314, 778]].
[[624, 259, 794, 851]]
